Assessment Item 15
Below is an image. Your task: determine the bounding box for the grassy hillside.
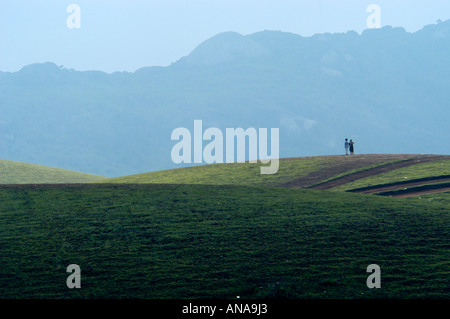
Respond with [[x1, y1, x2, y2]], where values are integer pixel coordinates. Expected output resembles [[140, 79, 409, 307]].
[[418, 191, 450, 205], [99, 155, 450, 198], [0, 159, 105, 184], [1, 154, 449, 298], [98, 157, 336, 186], [99, 154, 417, 187], [0, 184, 448, 298], [332, 160, 450, 191]]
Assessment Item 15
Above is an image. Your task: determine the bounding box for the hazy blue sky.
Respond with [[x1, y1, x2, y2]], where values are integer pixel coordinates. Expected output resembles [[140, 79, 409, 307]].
[[1, 0, 449, 73]]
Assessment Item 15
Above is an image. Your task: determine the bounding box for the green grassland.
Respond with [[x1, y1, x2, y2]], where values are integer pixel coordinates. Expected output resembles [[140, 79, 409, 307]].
[[417, 191, 450, 205], [1, 155, 449, 299], [0, 184, 448, 298], [100, 156, 450, 200], [332, 160, 450, 192], [0, 159, 105, 184], [99, 155, 416, 187], [99, 157, 336, 186]]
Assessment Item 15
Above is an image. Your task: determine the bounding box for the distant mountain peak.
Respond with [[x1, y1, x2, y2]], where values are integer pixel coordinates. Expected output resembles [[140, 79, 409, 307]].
[[417, 18, 450, 38], [176, 31, 271, 67], [18, 62, 62, 74]]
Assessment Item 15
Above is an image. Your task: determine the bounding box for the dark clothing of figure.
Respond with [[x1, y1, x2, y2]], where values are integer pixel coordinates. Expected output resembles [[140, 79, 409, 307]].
[[349, 141, 354, 154]]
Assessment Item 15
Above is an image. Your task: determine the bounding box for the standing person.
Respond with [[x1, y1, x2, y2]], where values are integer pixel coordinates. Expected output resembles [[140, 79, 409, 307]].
[[344, 138, 349, 155], [349, 139, 355, 155]]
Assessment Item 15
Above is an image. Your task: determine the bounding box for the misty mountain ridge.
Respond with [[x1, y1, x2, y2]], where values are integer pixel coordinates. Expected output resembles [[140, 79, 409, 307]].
[[0, 20, 449, 177]]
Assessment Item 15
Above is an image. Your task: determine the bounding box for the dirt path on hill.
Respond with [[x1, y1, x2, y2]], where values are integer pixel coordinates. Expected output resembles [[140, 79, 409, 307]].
[[377, 183, 450, 198], [347, 175, 450, 195], [390, 187, 450, 198], [282, 154, 450, 189]]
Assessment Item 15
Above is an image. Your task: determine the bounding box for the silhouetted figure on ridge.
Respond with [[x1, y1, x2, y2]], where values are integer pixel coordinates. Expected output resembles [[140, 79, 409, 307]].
[[349, 139, 355, 155]]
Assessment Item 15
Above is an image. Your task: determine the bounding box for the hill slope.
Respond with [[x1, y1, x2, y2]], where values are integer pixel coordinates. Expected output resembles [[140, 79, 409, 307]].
[[0, 183, 448, 298], [0, 159, 105, 184], [100, 154, 450, 197]]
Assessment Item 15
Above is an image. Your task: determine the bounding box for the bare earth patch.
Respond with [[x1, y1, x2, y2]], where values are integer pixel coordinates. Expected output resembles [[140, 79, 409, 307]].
[[282, 154, 450, 198]]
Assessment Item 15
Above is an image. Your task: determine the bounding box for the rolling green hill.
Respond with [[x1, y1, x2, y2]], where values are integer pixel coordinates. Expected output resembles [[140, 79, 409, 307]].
[[0, 159, 105, 184], [99, 154, 412, 186], [331, 159, 450, 191], [100, 154, 450, 198], [1, 154, 449, 298], [99, 156, 337, 187], [0, 183, 448, 298]]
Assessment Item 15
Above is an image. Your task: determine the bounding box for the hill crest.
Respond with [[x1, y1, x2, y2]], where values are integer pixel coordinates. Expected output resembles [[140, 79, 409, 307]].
[[0, 159, 105, 184], [98, 154, 450, 198]]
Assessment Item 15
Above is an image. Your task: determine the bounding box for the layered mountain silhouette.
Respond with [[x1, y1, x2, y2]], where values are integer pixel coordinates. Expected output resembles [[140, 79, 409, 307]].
[[1, 20, 449, 177]]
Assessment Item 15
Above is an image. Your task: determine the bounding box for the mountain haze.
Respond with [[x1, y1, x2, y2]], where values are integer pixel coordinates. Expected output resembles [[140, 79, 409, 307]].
[[1, 21, 449, 177]]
